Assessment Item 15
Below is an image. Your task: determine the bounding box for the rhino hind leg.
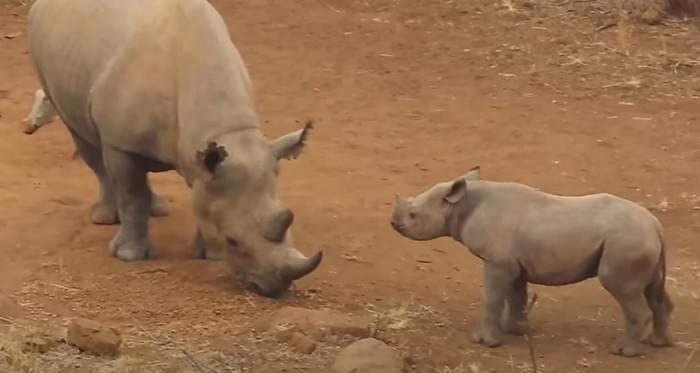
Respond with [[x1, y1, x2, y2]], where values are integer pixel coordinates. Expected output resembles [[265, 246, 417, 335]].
[[600, 273, 652, 357], [68, 131, 169, 224], [503, 275, 529, 335], [645, 284, 673, 347], [67, 129, 120, 225], [102, 145, 153, 261]]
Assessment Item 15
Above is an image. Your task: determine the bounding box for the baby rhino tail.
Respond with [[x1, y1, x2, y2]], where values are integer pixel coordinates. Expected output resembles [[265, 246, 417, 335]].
[[644, 220, 674, 346]]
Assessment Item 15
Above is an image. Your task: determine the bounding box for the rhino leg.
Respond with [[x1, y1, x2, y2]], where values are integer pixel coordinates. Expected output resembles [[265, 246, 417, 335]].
[[645, 290, 673, 347], [102, 145, 153, 261], [192, 229, 223, 260], [600, 274, 651, 357], [472, 263, 519, 348], [69, 131, 169, 224], [68, 129, 120, 225], [503, 275, 529, 335]]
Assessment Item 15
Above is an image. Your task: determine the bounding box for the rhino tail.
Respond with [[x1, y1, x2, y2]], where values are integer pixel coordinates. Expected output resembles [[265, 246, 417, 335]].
[[646, 220, 673, 314]]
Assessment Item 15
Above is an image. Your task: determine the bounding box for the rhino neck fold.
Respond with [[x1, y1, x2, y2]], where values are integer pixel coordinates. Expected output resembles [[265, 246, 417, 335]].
[[447, 184, 485, 245]]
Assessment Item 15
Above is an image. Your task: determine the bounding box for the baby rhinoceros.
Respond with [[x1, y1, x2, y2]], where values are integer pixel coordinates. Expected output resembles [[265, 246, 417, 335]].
[[390, 166, 673, 357]]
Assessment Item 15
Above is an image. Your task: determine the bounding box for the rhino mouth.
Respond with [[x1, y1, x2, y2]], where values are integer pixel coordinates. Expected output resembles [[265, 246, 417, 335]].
[[233, 250, 323, 298], [235, 274, 291, 299]]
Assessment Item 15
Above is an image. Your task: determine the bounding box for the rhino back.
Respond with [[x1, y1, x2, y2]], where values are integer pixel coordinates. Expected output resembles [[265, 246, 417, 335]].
[[30, 0, 256, 170], [28, 0, 141, 144]]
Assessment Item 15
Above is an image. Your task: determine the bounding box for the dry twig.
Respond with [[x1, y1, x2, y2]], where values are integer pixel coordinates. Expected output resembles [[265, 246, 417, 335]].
[[677, 344, 699, 373]]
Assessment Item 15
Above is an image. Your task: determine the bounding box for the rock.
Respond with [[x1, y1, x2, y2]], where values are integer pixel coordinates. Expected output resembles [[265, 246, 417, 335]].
[[253, 307, 371, 341], [288, 332, 317, 354], [66, 318, 122, 356], [641, 8, 663, 25], [332, 338, 405, 373]]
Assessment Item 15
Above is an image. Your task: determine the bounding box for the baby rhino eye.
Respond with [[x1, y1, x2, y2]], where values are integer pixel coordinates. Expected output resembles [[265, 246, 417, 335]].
[[227, 237, 239, 247], [409, 212, 417, 219]]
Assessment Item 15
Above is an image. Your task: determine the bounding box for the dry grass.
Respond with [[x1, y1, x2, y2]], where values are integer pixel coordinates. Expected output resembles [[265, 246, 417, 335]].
[[0, 319, 247, 373]]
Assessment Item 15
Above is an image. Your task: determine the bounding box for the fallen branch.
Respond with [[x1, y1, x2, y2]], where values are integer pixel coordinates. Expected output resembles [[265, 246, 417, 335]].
[[524, 335, 538, 373], [130, 316, 221, 373], [677, 344, 699, 373], [524, 293, 539, 373], [162, 333, 221, 373]]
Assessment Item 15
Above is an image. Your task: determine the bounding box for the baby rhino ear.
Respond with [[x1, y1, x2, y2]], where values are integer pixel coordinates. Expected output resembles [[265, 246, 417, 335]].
[[444, 178, 467, 204], [464, 165, 481, 181]]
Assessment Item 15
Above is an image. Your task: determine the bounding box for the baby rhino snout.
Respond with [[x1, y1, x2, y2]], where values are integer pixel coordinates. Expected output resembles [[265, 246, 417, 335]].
[[390, 216, 407, 234]]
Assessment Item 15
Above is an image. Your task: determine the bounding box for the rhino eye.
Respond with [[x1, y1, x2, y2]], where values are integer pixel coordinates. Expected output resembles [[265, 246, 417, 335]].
[[409, 212, 417, 220], [226, 237, 239, 247]]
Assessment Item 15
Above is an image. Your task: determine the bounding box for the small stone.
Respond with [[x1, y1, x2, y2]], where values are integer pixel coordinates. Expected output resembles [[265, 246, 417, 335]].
[[289, 332, 317, 354], [253, 307, 371, 341], [66, 317, 122, 356], [332, 338, 405, 373], [641, 8, 662, 25]]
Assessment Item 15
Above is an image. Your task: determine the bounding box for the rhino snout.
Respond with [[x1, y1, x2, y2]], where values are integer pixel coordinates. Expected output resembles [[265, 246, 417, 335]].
[[240, 276, 292, 298], [236, 250, 324, 298]]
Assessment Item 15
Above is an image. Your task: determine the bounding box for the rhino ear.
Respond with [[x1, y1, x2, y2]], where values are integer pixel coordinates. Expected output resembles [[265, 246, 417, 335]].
[[464, 165, 481, 181], [271, 120, 313, 161], [444, 178, 467, 204], [195, 141, 229, 180]]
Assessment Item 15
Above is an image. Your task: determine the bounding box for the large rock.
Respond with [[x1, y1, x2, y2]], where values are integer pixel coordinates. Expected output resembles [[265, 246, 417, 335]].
[[332, 338, 405, 373], [253, 306, 371, 341], [66, 317, 122, 356]]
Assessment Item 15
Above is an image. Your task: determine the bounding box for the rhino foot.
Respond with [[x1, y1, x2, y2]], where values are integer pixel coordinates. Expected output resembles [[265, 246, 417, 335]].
[[647, 333, 673, 347], [609, 340, 645, 357], [472, 329, 503, 348], [91, 202, 119, 225], [109, 232, 151, 261], [503, 319, 529, 336]]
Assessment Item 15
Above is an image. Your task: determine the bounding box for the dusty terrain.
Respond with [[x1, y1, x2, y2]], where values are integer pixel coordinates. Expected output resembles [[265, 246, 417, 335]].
[[1, 0, 699, 372]]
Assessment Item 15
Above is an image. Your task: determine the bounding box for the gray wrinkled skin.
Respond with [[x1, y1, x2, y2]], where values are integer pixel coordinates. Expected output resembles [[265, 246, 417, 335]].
[[28, 0, 323, 298], [391, 166, 672, 357]]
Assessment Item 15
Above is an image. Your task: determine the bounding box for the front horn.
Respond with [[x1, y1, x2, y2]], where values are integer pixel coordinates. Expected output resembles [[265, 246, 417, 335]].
[[280, 250, 324, 281]]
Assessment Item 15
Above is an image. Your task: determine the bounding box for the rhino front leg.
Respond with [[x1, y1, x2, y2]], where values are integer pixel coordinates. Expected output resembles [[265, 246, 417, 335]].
[[473, 263, 519, 347], [192, 229, 223, 260], [504, 275, 529, 335], [102, 145, 153, 261]]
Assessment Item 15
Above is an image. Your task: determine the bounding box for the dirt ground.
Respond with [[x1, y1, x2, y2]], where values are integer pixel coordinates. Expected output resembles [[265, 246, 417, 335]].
[[1, 0, 700, 372]]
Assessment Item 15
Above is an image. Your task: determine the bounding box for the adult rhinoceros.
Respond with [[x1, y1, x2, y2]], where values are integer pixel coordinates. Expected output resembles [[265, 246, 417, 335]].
[[27, 0, 323, 297]]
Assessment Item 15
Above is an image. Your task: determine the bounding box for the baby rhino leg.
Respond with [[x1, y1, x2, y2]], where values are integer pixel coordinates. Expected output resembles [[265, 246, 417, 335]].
[[599, 263, 653, 357], [504, 274, 529, 335], [473, 262, 521, 347]]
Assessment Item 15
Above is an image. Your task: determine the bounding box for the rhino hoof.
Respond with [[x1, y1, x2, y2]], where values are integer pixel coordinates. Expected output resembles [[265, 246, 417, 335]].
[[503, 320, 529, 336], [150, 195, 170, 217], [609, 341, 645, 357], [91, 202, 119, 225], [109, 238, 150, 261], [472, 331, 503, 348], [647, 334, 673, 347]]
